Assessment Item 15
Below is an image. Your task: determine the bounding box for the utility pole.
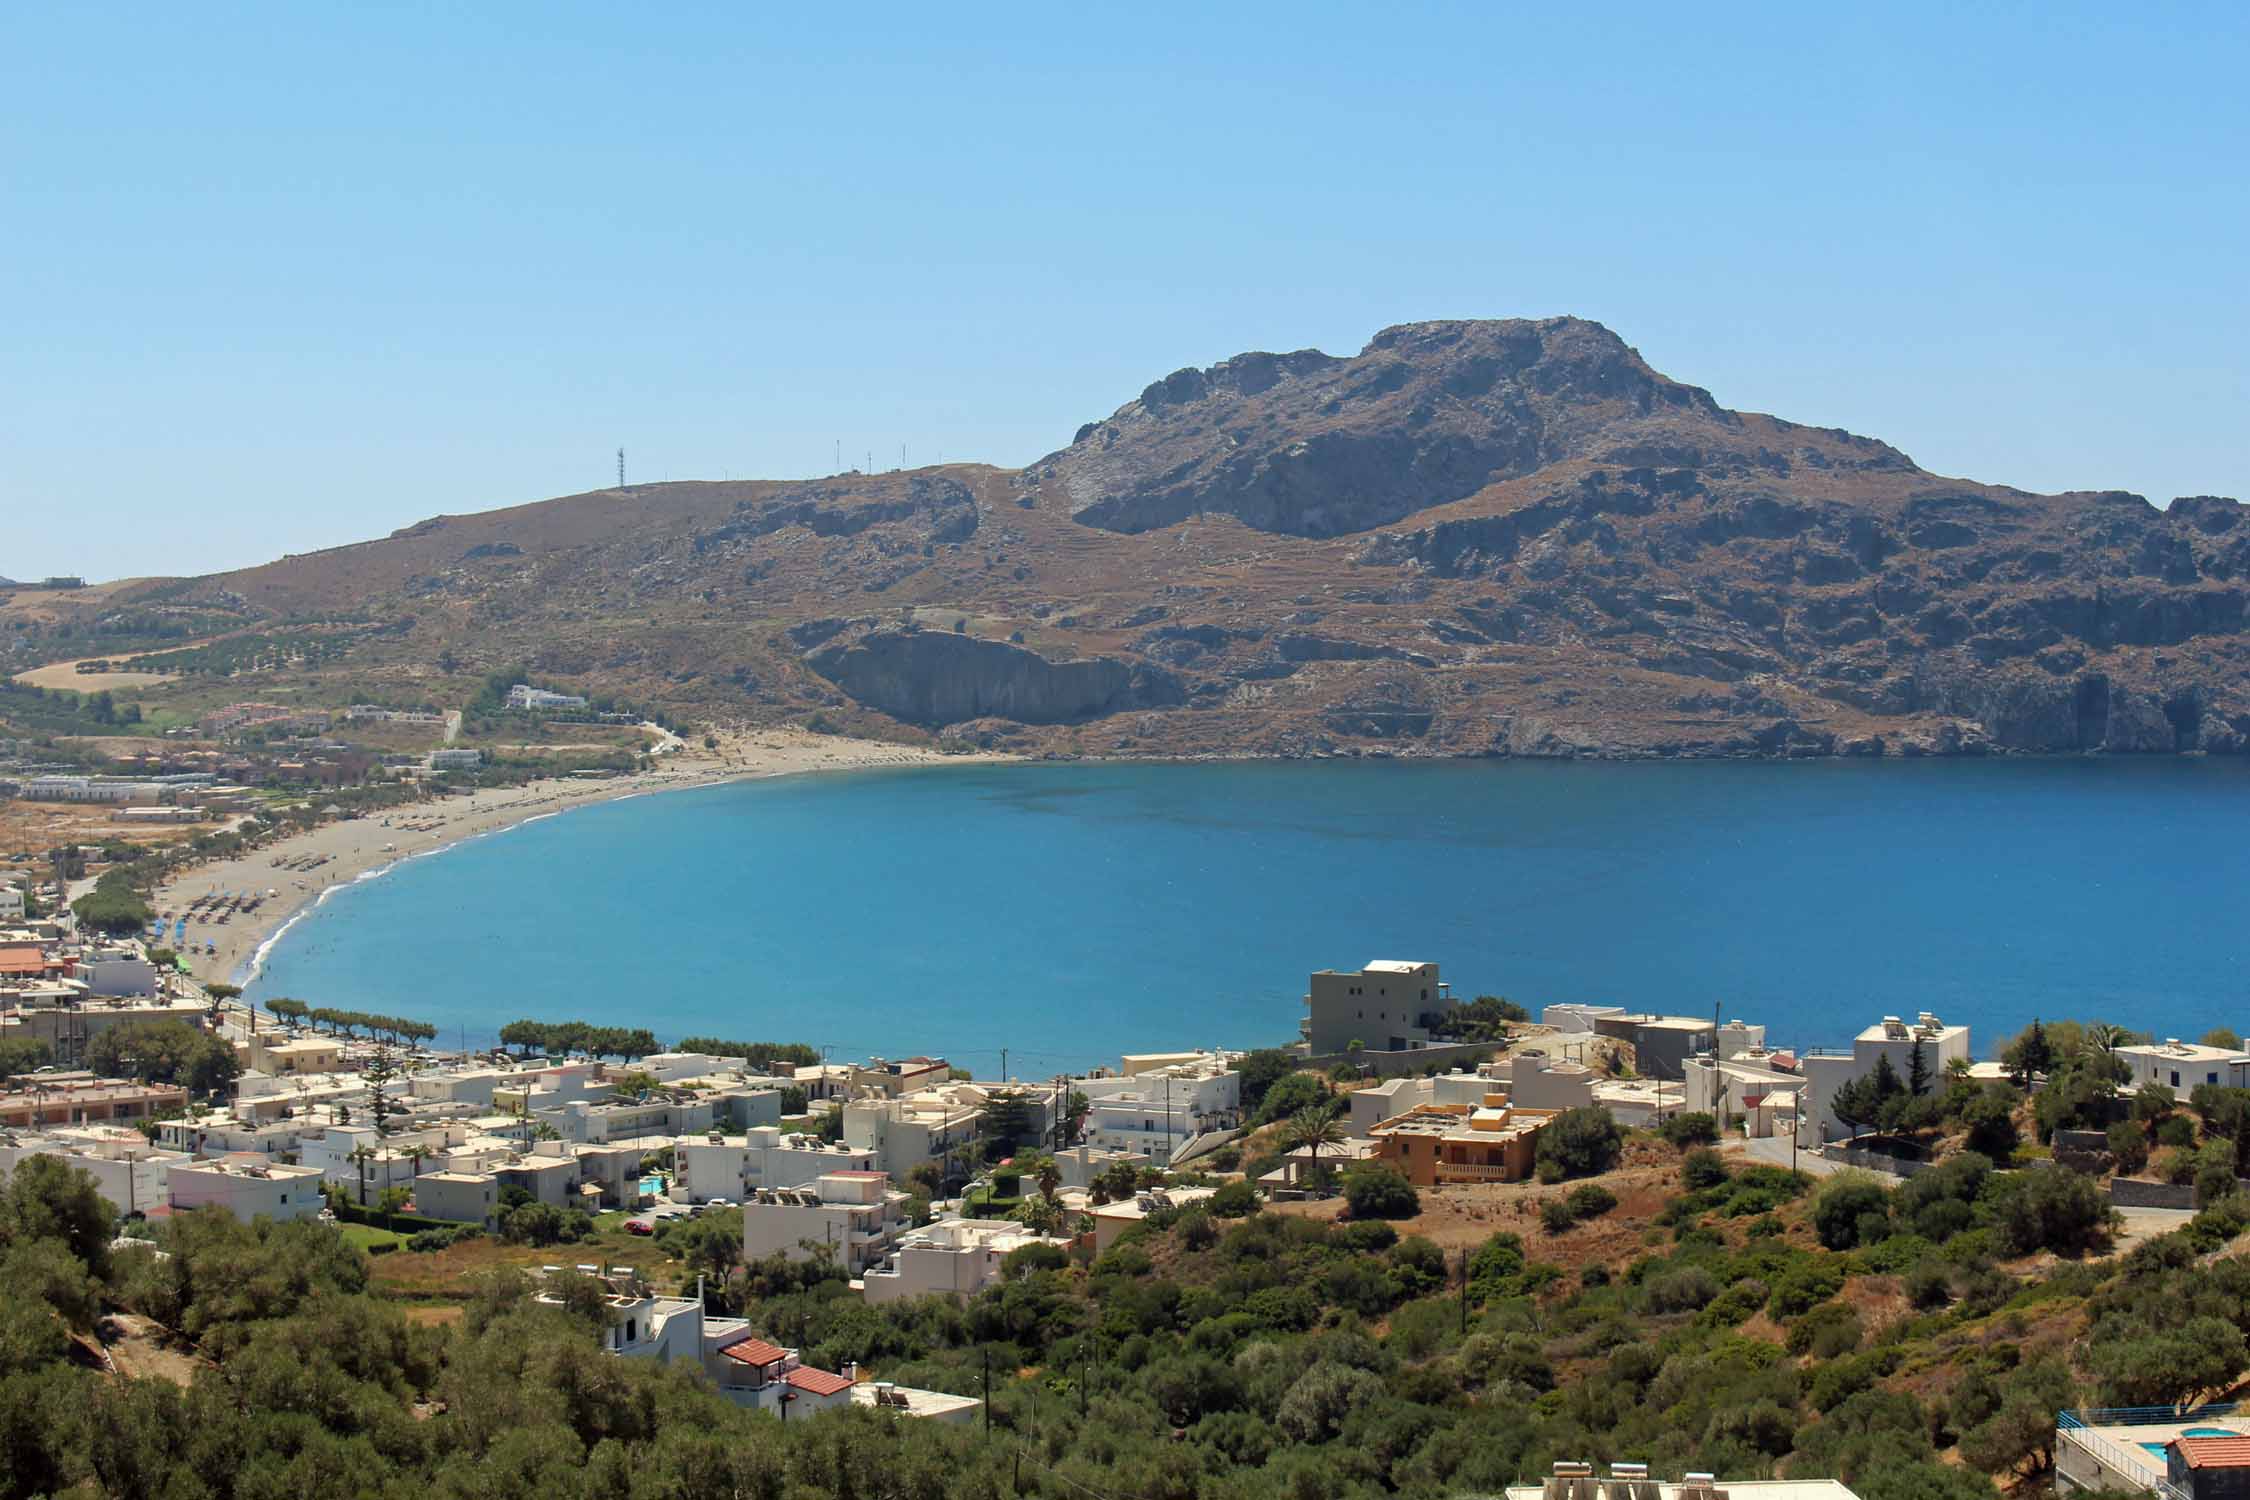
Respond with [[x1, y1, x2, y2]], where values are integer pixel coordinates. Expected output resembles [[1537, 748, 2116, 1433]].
[[617, 448, 625, 490], [1458, 1248, 1469, 1334], [1000, 1047, 1007, 1084], [982, 1350, 991, 1434]]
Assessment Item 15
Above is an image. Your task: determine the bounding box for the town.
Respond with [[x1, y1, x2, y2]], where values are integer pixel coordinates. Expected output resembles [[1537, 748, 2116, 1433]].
[[9, 893, 2250, 1494]]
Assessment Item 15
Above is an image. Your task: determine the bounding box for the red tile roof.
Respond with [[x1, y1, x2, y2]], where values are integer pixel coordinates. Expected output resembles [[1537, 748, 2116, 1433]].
[[2177, 1438, 2250, 1469], [787, 1366, 854, 1397], [718, 1338, 788, 1367], [0, 946, 50, 975]]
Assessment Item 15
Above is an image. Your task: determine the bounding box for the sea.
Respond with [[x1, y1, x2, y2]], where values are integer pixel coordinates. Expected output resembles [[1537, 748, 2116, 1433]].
[[243, 758, 2250, 1075]]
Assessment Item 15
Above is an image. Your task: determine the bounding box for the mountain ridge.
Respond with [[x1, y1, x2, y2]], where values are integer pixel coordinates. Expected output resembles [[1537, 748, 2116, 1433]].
[[39, 317, 2250, 760]]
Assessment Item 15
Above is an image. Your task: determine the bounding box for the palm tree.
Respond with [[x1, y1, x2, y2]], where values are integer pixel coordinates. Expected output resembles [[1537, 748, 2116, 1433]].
[[1283, 1104, 1348, 1190], [346, 1143, 376, 1206], [402, 1143, 432, 1180], [1016, 1150, 1064, 1205]]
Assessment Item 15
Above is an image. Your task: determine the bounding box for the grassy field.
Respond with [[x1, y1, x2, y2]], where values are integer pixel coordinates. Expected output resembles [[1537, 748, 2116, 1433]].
[[336, 1223, 409, 1253]]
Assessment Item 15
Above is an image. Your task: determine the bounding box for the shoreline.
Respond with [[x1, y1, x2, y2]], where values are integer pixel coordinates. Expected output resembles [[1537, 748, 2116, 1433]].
[[153, 731, 1016, 991]]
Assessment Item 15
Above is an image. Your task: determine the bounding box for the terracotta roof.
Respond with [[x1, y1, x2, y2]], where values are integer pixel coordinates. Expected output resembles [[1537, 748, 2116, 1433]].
[[787, 1366, 854, 1396], [718, 1338, 788, 1367], [0, 946, 49, 975], [2176, 1437, 2250, 1469]]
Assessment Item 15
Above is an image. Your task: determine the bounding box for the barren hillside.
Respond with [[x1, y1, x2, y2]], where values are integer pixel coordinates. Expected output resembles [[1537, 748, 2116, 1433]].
[[37, 318, 2250, 759]]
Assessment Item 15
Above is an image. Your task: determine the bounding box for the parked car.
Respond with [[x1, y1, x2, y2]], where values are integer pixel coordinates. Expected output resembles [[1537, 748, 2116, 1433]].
[[624, 1217, 654, 1236]]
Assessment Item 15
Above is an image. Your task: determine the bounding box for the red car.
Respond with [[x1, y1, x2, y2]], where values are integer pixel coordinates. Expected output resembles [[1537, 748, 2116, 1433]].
[[624, 1217, 654, 1236]]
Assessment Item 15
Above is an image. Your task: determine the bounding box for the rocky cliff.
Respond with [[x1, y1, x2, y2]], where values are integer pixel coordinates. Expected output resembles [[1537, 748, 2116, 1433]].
[[65, 317, 2250, 761]]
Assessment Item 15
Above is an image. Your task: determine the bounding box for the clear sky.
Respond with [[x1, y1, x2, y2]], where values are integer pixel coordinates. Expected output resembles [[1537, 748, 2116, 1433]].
[[5, 3, 2245, 581]]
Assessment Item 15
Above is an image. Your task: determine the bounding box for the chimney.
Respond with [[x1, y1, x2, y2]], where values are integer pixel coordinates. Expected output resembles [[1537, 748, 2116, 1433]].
[[841, 1360, 859, 1383]]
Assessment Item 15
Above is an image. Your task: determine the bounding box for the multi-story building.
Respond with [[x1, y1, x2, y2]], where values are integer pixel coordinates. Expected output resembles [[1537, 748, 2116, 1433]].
[[0, 1074, 188, 1129], [0, 1126, 184, 1216], [1367, 1103, 1558, 1187], [842, 1089, 989, 1178], [1300, 960, 1453, 1056], [1074, 1056, 1240, 1165], [672, 1126, 877, 1203], [1800, 1013, 1973, 1141], [861, 1217, 1072, 1304], [167, 1155, 325, 1221], [741, 1170, 907, 1277]]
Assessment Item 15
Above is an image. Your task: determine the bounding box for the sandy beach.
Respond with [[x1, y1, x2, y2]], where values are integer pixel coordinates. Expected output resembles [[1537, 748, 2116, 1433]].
[[154, 730, 1013, 989]]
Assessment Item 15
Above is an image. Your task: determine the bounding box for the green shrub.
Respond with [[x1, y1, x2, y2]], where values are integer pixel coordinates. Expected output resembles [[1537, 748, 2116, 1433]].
[[1540, 1199, 1576, 1234], [1769, 1261, 1845, 1319], [1566, 1183, 1618, 1219], [1209, 1181, 1259, 1218], [1659, 1112, 1719, 1148], [1681, 1148, 1730, 1190], [1812, 1176, 1892, 1251], [1340, 1164, 1420, 1221], [1786, 1302, 1863, 1357], [1535, 1108, 1624, 1182]]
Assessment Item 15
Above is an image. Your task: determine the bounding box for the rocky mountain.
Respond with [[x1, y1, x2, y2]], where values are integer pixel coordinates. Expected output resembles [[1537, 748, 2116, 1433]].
[[66, 317, 2250, 758]]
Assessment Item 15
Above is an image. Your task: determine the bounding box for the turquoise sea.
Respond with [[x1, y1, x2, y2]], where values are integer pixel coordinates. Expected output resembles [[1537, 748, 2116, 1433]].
[[244, 759, 2250, 1075]]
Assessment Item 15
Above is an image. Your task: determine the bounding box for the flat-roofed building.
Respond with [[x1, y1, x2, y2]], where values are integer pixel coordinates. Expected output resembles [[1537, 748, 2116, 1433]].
[[2116, 1038, 2250, 1094], [673, 1127, 877, 1203], [0, 1075, 187, 1129], [1301, 960, 1452, 1056], [861, 1217, 1072, 1304], [741, 1170, 907, 1277], [1091, 1185, 1218, 1252], [1800, 1013, 1973, 1142], [1368, 1102, 1559, 1187], [168, 1155, 324, 1221], [414, 1170, 501, 1225], [0, 1126, 184, 1216]]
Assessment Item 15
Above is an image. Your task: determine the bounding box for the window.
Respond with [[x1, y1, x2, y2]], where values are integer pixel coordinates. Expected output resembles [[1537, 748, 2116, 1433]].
[[2211, 1072, 2221, 1085], [2172, 1071, 2181, 1087]]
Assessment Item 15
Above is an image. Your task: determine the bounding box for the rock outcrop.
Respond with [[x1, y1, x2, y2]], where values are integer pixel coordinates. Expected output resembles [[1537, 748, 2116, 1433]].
[[806, 630, 1181, 727]]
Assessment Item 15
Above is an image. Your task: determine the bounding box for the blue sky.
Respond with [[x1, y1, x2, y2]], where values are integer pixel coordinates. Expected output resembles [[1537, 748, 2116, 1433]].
[[5, 4, 2244, 580]]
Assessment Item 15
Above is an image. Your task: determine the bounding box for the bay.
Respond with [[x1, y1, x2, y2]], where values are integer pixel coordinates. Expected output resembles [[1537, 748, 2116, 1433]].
[[245, 758, 2250, 1074]]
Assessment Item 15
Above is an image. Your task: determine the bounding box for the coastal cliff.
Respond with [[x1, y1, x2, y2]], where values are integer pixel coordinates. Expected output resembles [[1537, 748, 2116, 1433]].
[[47, 317, 2250, 761]]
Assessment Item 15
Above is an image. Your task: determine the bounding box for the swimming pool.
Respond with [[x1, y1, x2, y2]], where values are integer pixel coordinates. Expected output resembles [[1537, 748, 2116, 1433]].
[[2143, 1427, 2241, 1459], [639, 1174, 665, 1197]]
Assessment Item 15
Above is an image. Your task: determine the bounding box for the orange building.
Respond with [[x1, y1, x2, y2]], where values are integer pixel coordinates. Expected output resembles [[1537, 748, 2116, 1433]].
[[1368, 1102, 1558, 1187]]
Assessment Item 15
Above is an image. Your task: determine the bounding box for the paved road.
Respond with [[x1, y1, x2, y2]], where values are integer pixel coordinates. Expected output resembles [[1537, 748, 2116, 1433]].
[[1739, 1134, 1848, 1177]]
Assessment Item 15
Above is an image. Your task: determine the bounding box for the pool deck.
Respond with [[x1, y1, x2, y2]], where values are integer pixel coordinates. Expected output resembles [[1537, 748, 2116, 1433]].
[[2058, 1416, 2241, 1493]]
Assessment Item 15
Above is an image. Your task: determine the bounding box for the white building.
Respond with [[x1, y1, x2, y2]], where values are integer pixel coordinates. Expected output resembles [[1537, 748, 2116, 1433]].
[[842, 1088, 992, 1177], [505, 685, 588, 711], [673, 1126, 877, 1203], [0, 886, 23, 921], [0, 1127, 184, 1217], [2115, 1038, 2250, 1094], [861, 1217, 1071, 1304], [1074, 1055, 1240, 1165], [427, 749, 483, 771], [741, 1170, 907, 1277], [167, 1155, 325, 1221], [1800, 1013, 1973, 1142]]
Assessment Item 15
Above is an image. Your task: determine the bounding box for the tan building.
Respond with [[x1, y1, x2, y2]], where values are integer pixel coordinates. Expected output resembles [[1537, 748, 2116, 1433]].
[[0, 1075, 188, 1129], [239, 1036, 343, 1076], [1368, 1102, 1558, 1187]]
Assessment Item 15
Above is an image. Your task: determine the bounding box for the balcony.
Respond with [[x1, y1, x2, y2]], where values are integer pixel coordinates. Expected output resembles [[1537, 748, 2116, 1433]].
[[1433, 1161, 1525, 1184]]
